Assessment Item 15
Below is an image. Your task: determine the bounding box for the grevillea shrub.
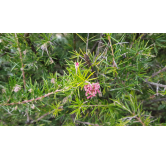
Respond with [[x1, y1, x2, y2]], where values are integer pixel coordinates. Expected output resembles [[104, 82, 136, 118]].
[[1, 33, 166, 126]]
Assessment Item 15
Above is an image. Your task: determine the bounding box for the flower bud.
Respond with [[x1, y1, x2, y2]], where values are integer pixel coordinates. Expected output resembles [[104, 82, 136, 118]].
[[75, 62, 79, 74], [51, 78, 55, 84]]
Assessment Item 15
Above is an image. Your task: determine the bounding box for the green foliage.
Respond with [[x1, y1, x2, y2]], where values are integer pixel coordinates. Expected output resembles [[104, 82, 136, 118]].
[[1, 33, 166, 126]]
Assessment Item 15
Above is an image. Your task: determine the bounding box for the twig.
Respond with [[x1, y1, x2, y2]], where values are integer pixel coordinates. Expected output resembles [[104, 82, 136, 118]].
[[116, 42, 129, 45], [15, 33, 26, 89], [30, 109, 56, 123], [150, 66, 166, 79], [84, 54, 92, 68], [144, 66, 166, 102], [145, 80, 166, 88], [81, 105, 109, 107], [107, 35, 114, 57], [121, 115, 137, 121], [0, 87, 68, 107], [62, 91, 73, 105], [135, 116, 145, 126], [73, 33, 76, 51], [84, 54, 97, 78], [143, 97, 166, 104], [96, 33, 103, 57], [108, 34, 117, 68], [84, 33, 92, 68], [91, 41, 99, 53], [130, 42, 134, 48], [150, 118, 158, 123], [138, 33, 147, 40], [2, 106, 12, 115], [145, 65, 166, 83], [95, 42, 109, 64], [0, 52, 7, 57], [90, 34, 105, 54], [75, 120, 100, 126], [25, 109, 30, 123], [86, 33, 89, 54]]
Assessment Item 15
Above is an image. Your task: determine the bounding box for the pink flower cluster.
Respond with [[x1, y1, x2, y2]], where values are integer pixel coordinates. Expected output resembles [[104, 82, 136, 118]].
[[13, 84, 21, 93], [84, 82, 101, 99]]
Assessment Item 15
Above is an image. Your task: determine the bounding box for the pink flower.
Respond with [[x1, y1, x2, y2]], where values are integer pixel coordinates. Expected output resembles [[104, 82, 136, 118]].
[[75, 62, 79, 74], [75, 62, 79, 67], [23, 50, 26, 55], [13, 84, 21, 93], [84, 82, 101, 99], [28, 89, 33, 93], [31, 104, 35, 109], [51, 78, 55, 84]]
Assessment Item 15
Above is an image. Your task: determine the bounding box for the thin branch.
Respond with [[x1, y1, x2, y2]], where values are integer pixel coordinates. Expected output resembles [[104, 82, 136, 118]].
[[90, 34, 105, 54], [0, 52, 7, 57], [121, 115, 137, 121], [143, 97, 166, 104], [73, 33, 76, 51], [116, 42, 129, 45], [107, 34, 114, 57], [75, 120, 100, 126], [83, 54, 98, 78], [2, 106, 12, 115], [81, 105, 109, 107], [145, 66, 166, 84], [107, 34, 117, 68], [135, 116, 145, 126], [15, 33, 26, 89], [150, 66, 166, 79], [30, 109, 56, 124], [96, 33, 103, 57], [150, 118, 158, 123], [25, 109, 30, 123], [30, 93, 71, 125], [130, 42, 134, 48], [86, 33, 89, 54], [96, 42, 109, 62], [138, 33, 147, 40], [84, 54, 92, 68], [84, 33, 92, 68], [0, 87, 68, 107], [90, 41, 99, 53], [145, 80, 166, 88], [144, 66, 166, 102]]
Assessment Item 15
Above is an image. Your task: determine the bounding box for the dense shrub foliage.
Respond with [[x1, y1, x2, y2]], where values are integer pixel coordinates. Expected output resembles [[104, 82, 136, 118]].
[[1, 33, 166, 126]]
